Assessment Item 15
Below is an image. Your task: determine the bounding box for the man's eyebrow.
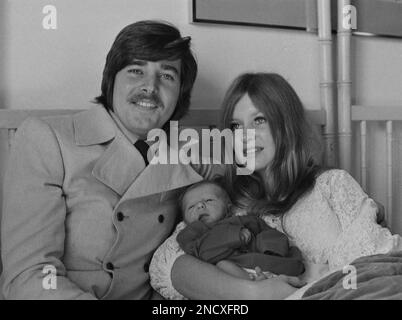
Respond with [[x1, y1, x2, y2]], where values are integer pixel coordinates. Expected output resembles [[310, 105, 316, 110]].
[[130, 60, 147, 66], [161, 63, 180, 76]]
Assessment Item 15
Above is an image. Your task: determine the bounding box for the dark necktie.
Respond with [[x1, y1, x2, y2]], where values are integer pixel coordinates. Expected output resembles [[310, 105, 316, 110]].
[[134, 139, 150, 166]]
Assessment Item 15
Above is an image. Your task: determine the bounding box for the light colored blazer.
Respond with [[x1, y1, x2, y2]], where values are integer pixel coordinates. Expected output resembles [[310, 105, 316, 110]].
[[0, 106, 221, 299]]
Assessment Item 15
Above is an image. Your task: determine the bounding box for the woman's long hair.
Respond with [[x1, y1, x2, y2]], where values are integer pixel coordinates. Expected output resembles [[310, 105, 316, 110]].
[[221, 73, 323, 216]]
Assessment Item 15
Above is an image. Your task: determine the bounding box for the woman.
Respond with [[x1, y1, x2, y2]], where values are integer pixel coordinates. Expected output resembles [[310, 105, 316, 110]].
[[149, 73, 402, 299]]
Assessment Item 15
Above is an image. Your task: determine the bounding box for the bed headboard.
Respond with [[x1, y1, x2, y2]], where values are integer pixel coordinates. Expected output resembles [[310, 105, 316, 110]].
[[0, 107, 326, 137], [179, 109, 326, 127]]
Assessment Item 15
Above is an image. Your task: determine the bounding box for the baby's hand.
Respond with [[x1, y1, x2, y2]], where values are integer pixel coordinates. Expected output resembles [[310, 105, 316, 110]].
[[240, 228, 251, 245], [249, 266, 268, 281]]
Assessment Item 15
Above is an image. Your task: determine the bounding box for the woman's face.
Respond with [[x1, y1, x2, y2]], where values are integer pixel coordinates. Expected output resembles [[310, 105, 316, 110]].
[[230, 94, 275, 175]]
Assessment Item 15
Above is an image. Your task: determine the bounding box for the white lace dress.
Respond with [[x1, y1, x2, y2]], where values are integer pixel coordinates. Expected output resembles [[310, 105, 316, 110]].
[[149, 169, 402, 300]]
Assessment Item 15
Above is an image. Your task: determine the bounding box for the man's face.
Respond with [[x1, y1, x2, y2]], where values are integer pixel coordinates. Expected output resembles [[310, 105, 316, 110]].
[[112, 59, 181, 138]]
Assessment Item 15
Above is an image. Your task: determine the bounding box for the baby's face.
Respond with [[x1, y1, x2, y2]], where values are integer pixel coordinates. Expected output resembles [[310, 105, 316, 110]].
[[182, 184, 228, 224]]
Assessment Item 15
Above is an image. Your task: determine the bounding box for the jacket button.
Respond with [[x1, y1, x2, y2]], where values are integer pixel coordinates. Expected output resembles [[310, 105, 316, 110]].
[[143, 262, 149, 273], [106, 262, 114, 271], [158, 214, 164, 223], [116, 212, 124, 221]]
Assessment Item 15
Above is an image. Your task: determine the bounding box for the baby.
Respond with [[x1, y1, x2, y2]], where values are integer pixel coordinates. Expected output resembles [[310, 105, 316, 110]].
[[177, 180, 305, 280]]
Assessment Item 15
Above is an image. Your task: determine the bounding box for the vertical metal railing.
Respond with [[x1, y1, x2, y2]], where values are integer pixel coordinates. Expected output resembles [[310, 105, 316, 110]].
[[360, 121, 367, 191], [386, 121, 393, 230], [337, 0, 353, 173], [317, 0, 337, 167], [359, 118, 394, 232]]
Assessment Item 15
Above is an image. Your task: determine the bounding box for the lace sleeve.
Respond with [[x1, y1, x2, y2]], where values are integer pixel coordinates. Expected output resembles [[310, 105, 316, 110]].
[[149, 222, 188, 300], [322, 170, 402, 270], [322, 170, 369, 230]]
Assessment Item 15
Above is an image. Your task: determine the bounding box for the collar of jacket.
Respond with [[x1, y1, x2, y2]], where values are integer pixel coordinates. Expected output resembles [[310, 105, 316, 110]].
[[72, 106, 203, 199], [73, 106, 116, 146]]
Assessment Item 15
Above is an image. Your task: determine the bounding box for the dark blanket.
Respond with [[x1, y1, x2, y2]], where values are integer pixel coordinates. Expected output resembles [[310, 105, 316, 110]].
[[302, 251, 402, 300]]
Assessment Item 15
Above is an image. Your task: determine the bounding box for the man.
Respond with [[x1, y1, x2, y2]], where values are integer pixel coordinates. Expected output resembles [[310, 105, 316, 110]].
[[1, 20, 220, 299]]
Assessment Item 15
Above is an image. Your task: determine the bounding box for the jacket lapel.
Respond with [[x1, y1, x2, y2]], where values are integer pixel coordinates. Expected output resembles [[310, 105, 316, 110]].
[[119, 143, 204, 202], [73, 106, 204, 201], [73, 107, 147, 196], [73, 107, 116, 146], [118, 161, 204, 204], [91, 136, 147, 196]]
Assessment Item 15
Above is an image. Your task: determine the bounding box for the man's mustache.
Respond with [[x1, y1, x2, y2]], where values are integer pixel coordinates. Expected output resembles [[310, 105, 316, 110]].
[[128, 93, 163, 107]]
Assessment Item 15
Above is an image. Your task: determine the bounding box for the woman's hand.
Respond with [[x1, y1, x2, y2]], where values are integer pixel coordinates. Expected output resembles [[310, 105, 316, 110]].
[[252, 275, 306, 299], [250, 266, 306, 286], [277, 274, 307, 288], [249, 266, 268, 281], [172, 254, 307, 300]]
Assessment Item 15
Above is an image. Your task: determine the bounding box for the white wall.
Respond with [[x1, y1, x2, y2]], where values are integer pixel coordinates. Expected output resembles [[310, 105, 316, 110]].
[[1, 0, 402, 233], [0, 0, 321, 111]]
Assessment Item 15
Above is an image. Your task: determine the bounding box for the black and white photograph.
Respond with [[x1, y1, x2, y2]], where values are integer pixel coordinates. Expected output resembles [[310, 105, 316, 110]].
[[0, 0, 402, 304]]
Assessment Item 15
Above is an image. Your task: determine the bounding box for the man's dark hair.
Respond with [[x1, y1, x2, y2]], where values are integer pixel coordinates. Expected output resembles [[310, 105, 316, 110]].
[[94, 20, 198, 122]]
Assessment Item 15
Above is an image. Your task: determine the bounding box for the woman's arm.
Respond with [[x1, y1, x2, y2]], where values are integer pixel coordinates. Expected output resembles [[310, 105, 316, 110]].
[[324, 170, 402, 270], [171, 255, 302, 300], [1, 118, 96, 299], [150, 221, 304, 300], [215, 260, 251, 280]]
